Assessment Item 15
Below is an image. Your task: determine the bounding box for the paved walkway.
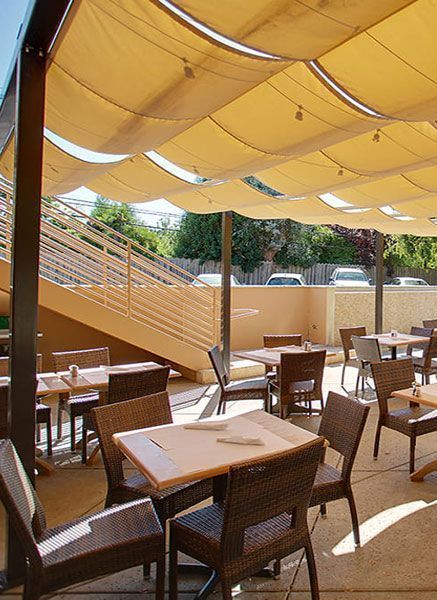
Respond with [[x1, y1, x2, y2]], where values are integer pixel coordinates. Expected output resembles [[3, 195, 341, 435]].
[[2, 364, 437, 599]]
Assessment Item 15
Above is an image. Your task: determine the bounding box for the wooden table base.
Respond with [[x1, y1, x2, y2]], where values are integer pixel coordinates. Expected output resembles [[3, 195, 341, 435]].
[[410, 460, 437, 482]]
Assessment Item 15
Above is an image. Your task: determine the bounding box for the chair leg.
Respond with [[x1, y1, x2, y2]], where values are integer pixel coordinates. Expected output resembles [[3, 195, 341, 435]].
[[410, 435, 416, 474], [70, 414, 76, 452], [273, 558, 281, 579], [346, 487, 360, 547], [373, 420, 382, 460], [425, 373, 430, 385], [340, 364, 346, 387], [57, 400, 64, 440], [46, 416, 52, 457], [36, 423, 41, 442], [155, 558, 166, 600], [169, 536, 178, 600], [142, 563, 151, 579], [220, 579, 233, 600], [320, 503, 327, 519], [81, 424, 88, 464], [354, 373, 360, 398], [304, 541, 320, 600], [23, 580, 40, 600]]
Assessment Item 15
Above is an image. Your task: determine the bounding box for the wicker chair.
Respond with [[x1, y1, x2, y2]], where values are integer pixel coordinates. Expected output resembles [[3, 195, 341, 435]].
[[406, 326, 436, 383], [208, 346, 269, 415], [269, 350, 326, 418], [371, 358, 437, 473], [263, 334, 303, 377], [0, 355, 52, 455], [310, 392, 370, 546], [81, 366, 170, 463], [339, 326, 366, 390], [0, 439, 165, 600], [423, 319, 437, 329], [351, 336, 383, 398], [92, 391, 212, 522], [52, 347, 110, 451], [169, 437, 324, 600]]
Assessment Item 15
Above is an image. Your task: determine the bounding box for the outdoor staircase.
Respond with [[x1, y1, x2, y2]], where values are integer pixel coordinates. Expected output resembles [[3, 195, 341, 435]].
[[0, 179, 221, 372]]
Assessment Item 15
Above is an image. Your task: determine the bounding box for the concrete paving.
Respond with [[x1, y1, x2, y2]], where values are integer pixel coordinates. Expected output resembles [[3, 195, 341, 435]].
[[3, 364, 437, 599]]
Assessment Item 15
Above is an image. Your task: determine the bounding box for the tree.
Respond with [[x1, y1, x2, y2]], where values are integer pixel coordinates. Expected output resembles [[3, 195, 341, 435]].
[[89, 196, 159, 252], [174, 212, 357, 272]]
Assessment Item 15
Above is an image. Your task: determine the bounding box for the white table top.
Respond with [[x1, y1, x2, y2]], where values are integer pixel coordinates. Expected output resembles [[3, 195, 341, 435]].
[[113, 409, 320, 491]]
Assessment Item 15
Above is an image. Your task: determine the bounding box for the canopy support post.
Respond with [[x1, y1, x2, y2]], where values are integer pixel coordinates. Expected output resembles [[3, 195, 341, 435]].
[[375, 231, 384, 334], [221, 211, 232, 373], [5, 43, 46, 586]]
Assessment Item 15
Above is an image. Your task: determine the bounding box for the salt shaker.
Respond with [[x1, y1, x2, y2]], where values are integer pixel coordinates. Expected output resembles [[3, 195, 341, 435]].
[[69, 364, 79, 378]]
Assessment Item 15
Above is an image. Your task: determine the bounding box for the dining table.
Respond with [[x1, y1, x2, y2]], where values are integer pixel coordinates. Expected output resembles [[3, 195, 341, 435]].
[[363, 333, 429, 360], [393, 383, 437, 481], [114, 408, 321, 598], [233, 344, 336, 368]]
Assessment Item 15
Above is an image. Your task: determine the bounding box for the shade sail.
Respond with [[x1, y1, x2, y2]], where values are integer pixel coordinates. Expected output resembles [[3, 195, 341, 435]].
[[0, 137, 128, 197], [168, 0, 414, 60], [45, 0, 290, 154], [318, 0, 437, 121]]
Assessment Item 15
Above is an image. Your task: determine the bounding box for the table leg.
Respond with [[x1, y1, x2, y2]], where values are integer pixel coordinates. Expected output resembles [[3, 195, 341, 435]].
[[35, 457, 55, 476], [410, 459, 437, 481], [177, 564, 219, 600], [391, 347, 397, 360], [86, 443, 101, 466]]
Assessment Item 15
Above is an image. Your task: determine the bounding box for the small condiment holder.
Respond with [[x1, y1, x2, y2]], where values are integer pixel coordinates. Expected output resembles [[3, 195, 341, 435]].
[[412, 381, 422, 397], [303, 340, 312, 352], [69, 364, 79, 378], [390, 329, 398, 338]]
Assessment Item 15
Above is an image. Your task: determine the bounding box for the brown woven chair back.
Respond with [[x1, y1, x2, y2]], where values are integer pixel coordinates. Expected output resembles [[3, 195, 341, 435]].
[[423, 319, 437, 329], [318, 392, 369, 479], [406, 326, 432, 357], [92, 392, 172, 490], [208, 346, 229, 390], [371, 358, 415, 416], [278, 350, 326, 398], [221, 437, 324, 560], [52, 347, 110, 372], [263, 334, 302, 349], [351, 336, 381, 364], [0, 353, 42, 377], [0, 440, 46, 567], [339, 327, 367, 361], [422, 333, 437, 369], [107, 366, 169, 404]]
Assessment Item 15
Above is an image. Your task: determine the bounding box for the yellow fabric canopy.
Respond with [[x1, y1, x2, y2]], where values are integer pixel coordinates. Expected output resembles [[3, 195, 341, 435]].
[[169, 0, 414, 60]]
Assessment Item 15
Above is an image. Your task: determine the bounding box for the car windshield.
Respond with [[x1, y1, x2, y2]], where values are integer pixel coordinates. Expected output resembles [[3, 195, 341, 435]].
[[407, 279, 427, 286], [268, 277, 300, 286], [194, 274, 240, 286], [336, 271, 367, 281]]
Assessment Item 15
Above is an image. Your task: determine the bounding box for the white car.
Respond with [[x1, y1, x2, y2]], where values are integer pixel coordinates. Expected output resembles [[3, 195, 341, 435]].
[[192, 273, 241, 286], [385, 277, 429, 286], [329, 267, 371, 287], [265, 273, 307, 286]]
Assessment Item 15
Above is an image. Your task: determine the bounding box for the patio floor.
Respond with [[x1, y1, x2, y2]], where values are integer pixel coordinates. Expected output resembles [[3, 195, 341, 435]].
[[3, 363, 437, 599]]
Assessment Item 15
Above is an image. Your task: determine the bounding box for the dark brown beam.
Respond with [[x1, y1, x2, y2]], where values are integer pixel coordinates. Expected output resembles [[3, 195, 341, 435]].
[[221, 211, 232, 372], [375, 231, 384, 334]]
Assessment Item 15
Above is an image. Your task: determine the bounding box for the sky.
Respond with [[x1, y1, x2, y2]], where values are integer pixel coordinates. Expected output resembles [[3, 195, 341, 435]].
[[0, 0, 183, 227]]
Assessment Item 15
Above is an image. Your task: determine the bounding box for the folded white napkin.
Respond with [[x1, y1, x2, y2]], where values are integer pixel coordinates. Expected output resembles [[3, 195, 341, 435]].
[[217, 435, 265, 446], [183, 422, 228, 431], [102, 365, 140, 374]]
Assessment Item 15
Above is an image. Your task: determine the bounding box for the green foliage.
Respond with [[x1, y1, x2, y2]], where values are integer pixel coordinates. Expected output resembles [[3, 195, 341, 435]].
[[384, 235, 437, 269], [90, 197, 159, 252], [174, 213, 358, 272]]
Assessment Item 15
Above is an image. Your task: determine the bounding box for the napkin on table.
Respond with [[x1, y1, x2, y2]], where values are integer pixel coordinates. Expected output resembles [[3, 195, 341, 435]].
[[217, 435, 265, 446], [183, 422, 228, 431]]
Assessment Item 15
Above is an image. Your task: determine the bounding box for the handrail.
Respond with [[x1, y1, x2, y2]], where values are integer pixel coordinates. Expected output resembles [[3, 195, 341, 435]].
[[0, 179, 220, 352]]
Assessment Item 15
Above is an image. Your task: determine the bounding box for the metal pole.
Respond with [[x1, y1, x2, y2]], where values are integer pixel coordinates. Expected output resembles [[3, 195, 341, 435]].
[[221, 211, 232, 372], [375, 231, 384, 334], [6, 42, 46, 584]]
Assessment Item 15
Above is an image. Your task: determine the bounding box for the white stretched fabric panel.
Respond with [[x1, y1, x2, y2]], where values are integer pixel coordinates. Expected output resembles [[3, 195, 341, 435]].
[[46, 0, 290, 154], [170, 1, 414, 60], [318, 0, 437, 120]]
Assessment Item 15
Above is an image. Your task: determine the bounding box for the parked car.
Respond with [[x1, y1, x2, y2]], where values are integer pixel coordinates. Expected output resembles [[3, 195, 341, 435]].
[[329, 267, 371, 287], [265, 273, 307, 286], [385, 277, 429, 286], [192, 273, 241, 286]]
